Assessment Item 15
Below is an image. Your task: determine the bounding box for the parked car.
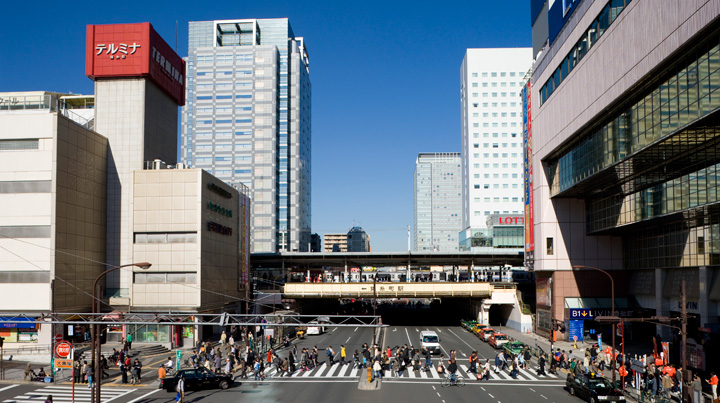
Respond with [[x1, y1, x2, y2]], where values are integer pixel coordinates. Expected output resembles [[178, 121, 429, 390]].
[[566, 373, 625, 403], [471, 324, 488, 335], [503, 341, 526, 356], [159, 368, 234, 392], [479, 327, 495, 341], [488, 333, 509, 349]]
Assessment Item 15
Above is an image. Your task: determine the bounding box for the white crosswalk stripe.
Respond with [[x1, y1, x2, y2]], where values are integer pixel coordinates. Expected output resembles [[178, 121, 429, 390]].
[[255, 362, 567, 383], [3, 386, 130, 403]]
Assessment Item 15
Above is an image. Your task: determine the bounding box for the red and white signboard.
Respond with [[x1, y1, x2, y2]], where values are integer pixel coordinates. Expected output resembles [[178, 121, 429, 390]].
[[55, 341, 72, 359], [85, 22, 186, 105], [54, 333, 63, 344]]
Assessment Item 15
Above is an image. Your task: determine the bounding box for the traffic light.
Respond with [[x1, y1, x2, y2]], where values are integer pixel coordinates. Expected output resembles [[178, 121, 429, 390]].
[[0, 337, 4, 348]]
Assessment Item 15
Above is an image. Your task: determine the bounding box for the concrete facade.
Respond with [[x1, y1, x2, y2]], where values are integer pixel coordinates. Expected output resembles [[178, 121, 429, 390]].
[[0, 92, 107, 348], [95, 78, 179, 296], [131, 168, 250, 312]]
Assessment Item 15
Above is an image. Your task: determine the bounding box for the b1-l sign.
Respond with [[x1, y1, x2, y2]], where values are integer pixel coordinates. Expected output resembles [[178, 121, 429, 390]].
[[568, 308, 594, 320]]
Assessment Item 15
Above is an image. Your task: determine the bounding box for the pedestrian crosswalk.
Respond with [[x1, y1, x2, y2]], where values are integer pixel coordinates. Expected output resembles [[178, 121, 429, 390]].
[[257, 362, 565, 383], [3, 386, 132, 403]]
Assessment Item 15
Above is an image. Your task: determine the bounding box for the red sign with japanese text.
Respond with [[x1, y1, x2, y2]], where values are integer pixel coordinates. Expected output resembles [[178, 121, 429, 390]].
[[86, 23, 185, 105]]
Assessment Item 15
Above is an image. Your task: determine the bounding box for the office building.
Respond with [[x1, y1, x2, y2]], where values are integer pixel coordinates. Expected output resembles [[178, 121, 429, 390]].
[[414, 152, 462, 251], [527, 0, 720, 350], [460, 48, 533, 237], [324, 233, 347, 252], [0, 91, 108, 349], [181, 18, 311, 253], [347, 226, 371, 252]]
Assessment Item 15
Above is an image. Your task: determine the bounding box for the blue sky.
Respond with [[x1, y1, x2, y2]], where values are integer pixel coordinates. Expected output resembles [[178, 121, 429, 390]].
[[0, 0, 531, 252]]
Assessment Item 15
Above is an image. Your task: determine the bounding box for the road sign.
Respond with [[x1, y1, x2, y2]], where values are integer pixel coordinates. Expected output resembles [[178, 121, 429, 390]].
[[55, 359, 73, 369], [568, 320, 583, 342], [176, 350, 181, 370], [54, 334, 63, 343], [55, 341, 72, 359], [568, 308, 594, 320]]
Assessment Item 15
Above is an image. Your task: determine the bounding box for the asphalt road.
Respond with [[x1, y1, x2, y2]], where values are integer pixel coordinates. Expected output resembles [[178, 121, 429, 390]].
[[0, 325, 581, 403]]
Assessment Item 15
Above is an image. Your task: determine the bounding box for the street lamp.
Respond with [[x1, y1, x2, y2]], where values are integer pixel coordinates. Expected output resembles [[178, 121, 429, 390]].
[[572, 265, 617, 386], [92, 262, 151, 403]]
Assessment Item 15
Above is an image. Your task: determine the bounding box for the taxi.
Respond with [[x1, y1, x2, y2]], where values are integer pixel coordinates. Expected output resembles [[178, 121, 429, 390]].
[[566, 372, 625, 403], [488, 333, 509, 349], [471, 324, 488, 335], [479, 327, 495, 341]]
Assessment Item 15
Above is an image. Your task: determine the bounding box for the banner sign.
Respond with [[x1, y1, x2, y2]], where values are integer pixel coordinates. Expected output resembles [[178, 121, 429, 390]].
[[568, 308, 595, 320]]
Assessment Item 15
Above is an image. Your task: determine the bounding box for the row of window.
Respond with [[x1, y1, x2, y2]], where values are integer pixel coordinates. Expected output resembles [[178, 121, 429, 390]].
[[472, 153, 520, 158], [475, 197, 522, 202], [472, 163, 520, 169], [0, 139, 39, 150], [471, 81, 522, 88], [473, 210, 521, 215], [197, 94, 252, 101], [473, 143, 521, 148], [196, 53, 254, 64], [134, 272, 197, 284], [471, 133, 519, 138], [473, 184, 521, 189], [196, 131, 251, 137], [471, 72, 524, 78], [549, 37, 720, 195], [472, 112, 518, 118], [471, 92, 518, 98], [540, 0, 632, 105], [625, 221, 720, 270], [472, 122, 519, 128], [474, 173, 520, 179]]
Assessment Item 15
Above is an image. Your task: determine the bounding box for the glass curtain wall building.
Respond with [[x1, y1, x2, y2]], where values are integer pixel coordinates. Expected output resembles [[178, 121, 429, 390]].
[[182, 18, 311, 252], [529, 0, 720, 348], [414, 152, 462, 251]]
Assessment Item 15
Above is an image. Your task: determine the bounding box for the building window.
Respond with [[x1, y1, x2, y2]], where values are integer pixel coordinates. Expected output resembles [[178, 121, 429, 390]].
[[547, 238, 554, 255], [0, 139, 39, 150]]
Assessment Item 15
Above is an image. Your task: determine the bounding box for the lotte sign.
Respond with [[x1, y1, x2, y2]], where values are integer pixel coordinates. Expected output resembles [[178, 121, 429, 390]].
[[55, 341, 72, 359]]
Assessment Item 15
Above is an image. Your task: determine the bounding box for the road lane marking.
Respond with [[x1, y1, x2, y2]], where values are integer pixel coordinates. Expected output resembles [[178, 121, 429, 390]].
[[446, 328, 485, 359], [346, 337, 351, 343], [437, 392, 441, 397], [495, 370, 511, 380], [333, 327, 338, 331], [407, 369, 416, 378], [481, 386, 486, 391], [419, 369, 427, 378], [432, 385, 436, 390], [126, 389, 161, 403], [326, 362, 341, 377], [105, 389, 135, 402], [405, 328, 413, 345], [355, 327, 358, 331], [529, 387, 536, 392], [540, 395, 548, 400], [429, 366, 439, 378], [489, 393, 495, 398], [460, 365, 476, 380], [0, 385, 18, 393]]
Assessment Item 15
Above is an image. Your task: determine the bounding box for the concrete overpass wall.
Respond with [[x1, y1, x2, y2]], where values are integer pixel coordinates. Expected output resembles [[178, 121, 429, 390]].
[[283, 282, 493, 298]]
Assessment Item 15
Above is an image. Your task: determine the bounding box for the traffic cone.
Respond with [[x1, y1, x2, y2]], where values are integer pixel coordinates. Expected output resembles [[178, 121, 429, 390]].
[[526, 328, 530, 335]]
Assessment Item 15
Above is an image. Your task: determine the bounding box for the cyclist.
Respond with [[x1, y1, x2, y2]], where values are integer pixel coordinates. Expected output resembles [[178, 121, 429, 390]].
[[447, 357, 458, 385]]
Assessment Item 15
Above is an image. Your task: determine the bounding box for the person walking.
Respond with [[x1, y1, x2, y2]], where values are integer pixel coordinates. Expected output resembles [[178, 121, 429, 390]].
[[220, 330, 227, 346], [326, 346, 335, 366], [44, 396, 53, 403], [126, 332, 133, 350], [340, 345, 347, 365], [133, 358, 143, 383], [537, 353, 547, 376], [708, 372, 718, 401], [176, 375, 185, 403], [86, 363, 94, 389]]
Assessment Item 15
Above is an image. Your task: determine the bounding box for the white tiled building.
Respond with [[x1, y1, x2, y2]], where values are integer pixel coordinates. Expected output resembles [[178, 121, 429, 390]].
[[460, 48, 533, 233]]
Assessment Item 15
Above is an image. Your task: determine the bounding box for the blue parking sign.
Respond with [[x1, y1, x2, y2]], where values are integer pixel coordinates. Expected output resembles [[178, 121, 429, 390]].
[[568, 320, 583, 342]]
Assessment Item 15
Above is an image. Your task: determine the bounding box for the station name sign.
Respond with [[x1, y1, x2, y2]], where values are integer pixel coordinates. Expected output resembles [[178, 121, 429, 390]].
[[86, 22, 185, 105]]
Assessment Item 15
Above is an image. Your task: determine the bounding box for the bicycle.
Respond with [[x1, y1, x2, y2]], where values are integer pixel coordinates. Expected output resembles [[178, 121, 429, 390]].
[[441, 374, 466, 388]]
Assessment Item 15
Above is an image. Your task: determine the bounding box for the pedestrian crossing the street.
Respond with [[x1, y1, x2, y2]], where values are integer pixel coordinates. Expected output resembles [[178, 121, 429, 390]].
[[3, 386, 132, 403], [257, 362, 565, 383]]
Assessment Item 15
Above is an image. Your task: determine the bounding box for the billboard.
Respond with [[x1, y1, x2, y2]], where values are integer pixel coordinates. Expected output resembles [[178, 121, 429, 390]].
[[86, 23, 185, 105], [522, 81, 535, 260]]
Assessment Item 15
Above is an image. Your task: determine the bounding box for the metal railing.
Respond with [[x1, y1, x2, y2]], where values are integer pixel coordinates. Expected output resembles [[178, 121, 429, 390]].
[[0, 94, 56, 111]]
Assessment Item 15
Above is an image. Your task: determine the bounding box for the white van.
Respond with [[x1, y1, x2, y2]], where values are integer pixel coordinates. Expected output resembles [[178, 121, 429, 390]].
[[420, 330, 441, 355]]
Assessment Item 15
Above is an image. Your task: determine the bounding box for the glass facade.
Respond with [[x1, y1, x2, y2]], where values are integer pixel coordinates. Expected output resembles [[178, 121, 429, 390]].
[[546, 22, 720, 271], [181, 19, 311, 252], [414, 153, 462, 251], [549, 36, 720, 197], [540, 0, 632, 105]]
